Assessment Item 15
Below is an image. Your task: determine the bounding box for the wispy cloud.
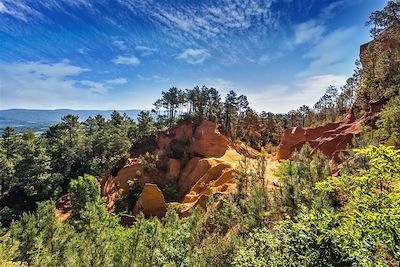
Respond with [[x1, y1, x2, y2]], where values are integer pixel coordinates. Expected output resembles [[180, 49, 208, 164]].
[[247, 74, 347, 112], [177, 48, 210, 64], [298, 27, 356, 76], [113, 40, 127, 50], [0, 1, 43, 22], [107, 77, 127, 85], [321, 0, 346, 19], [76, 47, 90, 54], [112, 55, 140, 65], [0, 60, 110, 109], [135, 45, 158, 56], [294, 74, 347, 101], [258, 55, 270, 64], [137, 74, 169, 83], [130, 0, 276, 37], [0, 2, 7, 13], [79, 80, 108, 95], [293, 20, 325, 45]]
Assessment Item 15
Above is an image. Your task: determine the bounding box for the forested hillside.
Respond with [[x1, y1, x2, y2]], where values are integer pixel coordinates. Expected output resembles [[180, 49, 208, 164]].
[[1, 2, 400, 266]]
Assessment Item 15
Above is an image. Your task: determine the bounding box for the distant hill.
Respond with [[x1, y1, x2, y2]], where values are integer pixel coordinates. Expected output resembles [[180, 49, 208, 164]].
[[0, 109, 143, 133]]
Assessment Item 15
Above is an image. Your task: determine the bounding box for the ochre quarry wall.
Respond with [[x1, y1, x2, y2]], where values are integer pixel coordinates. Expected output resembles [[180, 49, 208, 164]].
[[55, 120, 257, 221], [276, 99, 385, 162], [276, 31, 395, 163]]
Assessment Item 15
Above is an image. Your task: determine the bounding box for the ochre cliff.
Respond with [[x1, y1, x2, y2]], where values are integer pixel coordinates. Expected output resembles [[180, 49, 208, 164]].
[[98, 120, 256, 218], [133, 183, 167, 218], [276, 96, 385, 162], [276, 31, 395, 162]]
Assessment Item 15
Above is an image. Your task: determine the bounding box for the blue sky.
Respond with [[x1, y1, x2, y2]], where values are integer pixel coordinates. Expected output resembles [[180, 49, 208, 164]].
[[0, 0, 388, 112]]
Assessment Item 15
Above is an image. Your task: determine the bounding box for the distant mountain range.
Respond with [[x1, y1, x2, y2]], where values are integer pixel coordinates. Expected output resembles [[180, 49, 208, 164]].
[[0, 109, 143, 133]]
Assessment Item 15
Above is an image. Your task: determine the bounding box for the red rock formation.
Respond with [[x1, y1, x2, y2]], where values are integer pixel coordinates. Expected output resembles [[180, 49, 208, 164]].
[[167, 159, 181, 179], [192, 121, 231, 157], [133, 183, 167, 218], [276, 99, 386, 162], [96, 120, 255, 218], [55, 120, 258, 221], [100, 158, 153, 211]]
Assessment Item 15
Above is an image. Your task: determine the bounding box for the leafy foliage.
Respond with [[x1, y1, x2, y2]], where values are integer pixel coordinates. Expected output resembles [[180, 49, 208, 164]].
[[69, 174, 101, 220]]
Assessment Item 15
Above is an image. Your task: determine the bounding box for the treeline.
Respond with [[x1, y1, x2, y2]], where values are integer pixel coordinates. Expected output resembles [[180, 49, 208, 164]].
[[154, 86, 284, 148], [151, 76, 358, 148], [0, 111, 159, 225]]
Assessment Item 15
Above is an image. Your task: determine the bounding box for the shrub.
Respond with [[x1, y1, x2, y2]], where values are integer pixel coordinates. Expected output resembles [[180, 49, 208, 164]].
[[70, 174, 101, 220]]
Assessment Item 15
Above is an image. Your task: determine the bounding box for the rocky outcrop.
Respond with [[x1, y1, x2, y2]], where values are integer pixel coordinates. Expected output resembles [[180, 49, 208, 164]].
[[180, 158, 236, 215], [276, 31, 394, 162], [192, 121, 231, 157], [96, 120, 256, 219], [55, 120, 263, 222], [276, 99, 386, 162], [133, 183, 167, 218], [100, 158, 153, 211]]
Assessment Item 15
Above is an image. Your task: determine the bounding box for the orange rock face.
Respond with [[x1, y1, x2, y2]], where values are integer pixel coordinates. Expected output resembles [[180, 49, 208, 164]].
[[100, 158, 150, 211], [133, 183, 167, 218], [100, 120, 254, 217], [56, 120, 257, 221], [180, 159, 236, 216], [192, 121, 230, 157], [276, 100, 385, 161], [167, 158, 181, 179]]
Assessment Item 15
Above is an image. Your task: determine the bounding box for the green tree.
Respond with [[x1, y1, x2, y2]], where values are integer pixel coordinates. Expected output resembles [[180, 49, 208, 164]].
[[69, 174, 101, 220], [136, 111, 157, 141], [367, 0, 400, 37], [156, 87, 186, 124], [224, 90, 239, 137]]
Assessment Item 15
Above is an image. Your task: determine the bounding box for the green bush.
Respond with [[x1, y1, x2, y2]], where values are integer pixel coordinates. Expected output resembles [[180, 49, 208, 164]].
[[69, 174, 101, 220]]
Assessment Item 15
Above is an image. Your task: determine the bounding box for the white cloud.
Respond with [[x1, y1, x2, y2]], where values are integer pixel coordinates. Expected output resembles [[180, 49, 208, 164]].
[[107, 77, 127, 85], [177, 48, 210, 64], [112, 56, 140, 65], [0, 60, 112, 109], [113, 40, 127, 50], [0, 2, 7, 13], [293, 20, 325, 45], [3, 59, 90, 78], [76, 47, 90, 54], [137, 74, 169, 83], [206, 78, 236, 93], [134, 0, 275, 36], [298, 27, 356, 76], [0, 1, 43, 21], [247, 74, 347, 113], [294, 74, 347, 101], [79, 80, 108, 94], [258, 55, 270, 64], [135, 45, 158, 56], [321, 0, 346, 18]]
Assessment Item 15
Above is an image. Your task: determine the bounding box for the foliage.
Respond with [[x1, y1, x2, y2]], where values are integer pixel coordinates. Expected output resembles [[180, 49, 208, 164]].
[[0, 145, 399, 266], [69, 174, 101, 220], [376, 95, 400, 147], [277, 144, 331, 217], [115, 178, 144, 213], [367, 0, 400, 37]]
